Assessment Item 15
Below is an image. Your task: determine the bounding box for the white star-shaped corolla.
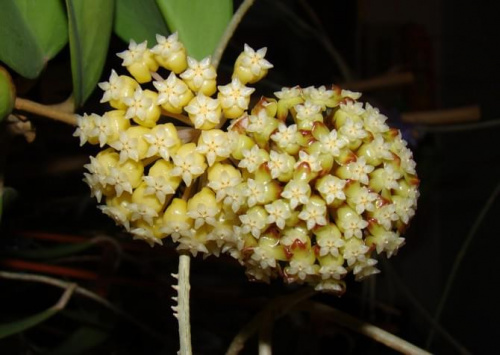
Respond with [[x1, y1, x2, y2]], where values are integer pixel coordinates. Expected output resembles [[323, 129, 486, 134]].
[[243, 179, 267, 207], [274, 86, 301, 100], [131, 227, 163, 247], [143, 176, 175, 204], [184, 94, 221, 128], [295, 150, 322, 172], [267, 150, 289, 179], [342, 238, 370, 266], [171, 153, 205, 187], [123, 88, 153, 122], [280, 228, 309, 247], [349, 187, 378, 214], [207, 222, 233, 248], [318, 129, 347, 157], [251, 246, 277, 269], [373, 204, 399, 230], [153, 72, 191, 108], [207, 170, 242, 202], [218, 78, 255, 110], [186, 203, 219, 229], [270, 123, 300, 150], [106, 167, 133, 197], [74, 114, 96, 146], [363, 103, 389, 134], [373, 230, 405, 257], [117, 40, 147, 66], [339, 212, 368, 239], [370, 134, 394, 161], [317, 235, 345, 257], [285, 259, 318, 281], [247, 110, 271, 133], [160, 220, 192, 243], [109, 132, 139, 163], [238, 145, 266, 173], [339, 101, 365, 116], [129, 203, 158, 226], [151, 33, 183, 58], [392, 196, 416, 224], [382, 164, 402, 190], [319, 264, 347, 280], [222, 184, 246, 212], [399, 146, 417, 175], [281, 179, 311, 209], [352, 258, 380, 280], [98, 205, 130, 230], [339, 118, 368, 141], [83, 173, 105, 202], [346, 157, 374, 185], [265, 200, 291, 229], [177, 235, 209, 257], [89, 114, 113, 147], [316, 175, 347, 204], [180, 56, 216, 90], [298, 200, 327, 230], [239, 207, 268, 239], [302, 85, 334, 108], [98, 70, 122, 103], [295, 101, 322, 120], [240, 44, 273, 76], [196, 130, 231, 166], [341, 89, 362, 100], [143, 126, 178, 161]]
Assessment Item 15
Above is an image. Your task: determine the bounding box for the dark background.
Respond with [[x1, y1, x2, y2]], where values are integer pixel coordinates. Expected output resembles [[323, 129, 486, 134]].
[[1, 0, 499, 354]]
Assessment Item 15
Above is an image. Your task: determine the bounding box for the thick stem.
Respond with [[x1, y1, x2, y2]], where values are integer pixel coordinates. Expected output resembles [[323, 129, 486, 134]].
[[15, 97, 77, 126], [212, 0, 256, 70]]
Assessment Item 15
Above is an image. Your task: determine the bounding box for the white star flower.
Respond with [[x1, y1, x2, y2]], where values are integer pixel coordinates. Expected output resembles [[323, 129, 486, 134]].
[[142, 176, 175, 204], [73, 113, 95, 146], [339, 117, 368, 141], [151, 33, 183, 58], [339, 212, 368, 239], [153, 72, 191, 108], [238, 145, 266, 173], [317, 235, 345, 257], [218, 78, 255, 110], [171, 152, 205, 187], [177, 235, 209, 257], [294, 150, 322, 172], [98, 70, 122, 103], [339, 101, 365, 116], [382, 164, 402, 190], [319, 264, 347, 280], [316, 175, 347, 204], [129, 203, 158, 226], [392, 196, 416, 224], [399, 146, 417, 175], [186, 203, 219, 229], [281, 179, 311, 209], [244, 179, 267, 207], [280, 227, 309, 247], [285, 259, 318, 281], [340, 89, 362, 100], [184, 94, 221, 128], [346, 157, 374, 185], [223, 184, 246, 212], [373, 204, 399, 230], [239, 207, 268, 239], [298, 199, 327, 230], [302, 85, 334, 108], [265, 200, 291, 229], [123, 88, 153, 122], [109, 132, 139, 163], [116, 40, 147, 66], [349, 186, 378, 214], [196, 130, 231, 166], [267, 150, 289, 179], [160, 220, 192, 243], [318, 129, 347, 157], [89, 114, 113, 147], [251, 246, 277, 269], [363, 103, 389, 133], [342, 238, 370, 266], [352, 258, 380, 280], [370, 134, 394, 161], [274, 86, 301, 100], [208, 170, 242, 202], [240, 44, 273, 76], [131, 227, 163, 247], [270, 123, 300, 150], [295, 101, 322, 120], [98, 204, 130, 230], [180, 56, 216, 90], [143, 126, 178, 161], [106, 167, 133, 197]]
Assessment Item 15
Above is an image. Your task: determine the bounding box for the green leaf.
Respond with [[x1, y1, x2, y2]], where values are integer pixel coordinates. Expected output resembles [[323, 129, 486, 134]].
[[115, 0, 169, 44], [0, 307, 58, 339], [0, 0, 68, 79], [51, 326, 108, 355], [0, 67, 16, 122], [156, 0, 232, 60], [66, 0, 115, 106]]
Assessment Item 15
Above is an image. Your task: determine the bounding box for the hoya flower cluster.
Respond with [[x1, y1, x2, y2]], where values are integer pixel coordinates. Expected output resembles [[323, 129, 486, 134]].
[[75, 33, 419, 294]]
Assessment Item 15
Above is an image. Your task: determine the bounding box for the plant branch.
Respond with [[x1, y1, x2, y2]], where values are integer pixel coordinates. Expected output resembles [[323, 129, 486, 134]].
[[212, 0, 256, 70], [300, 301, 431, 355], [14, 98, 77, 126], [0, 270, 167, 344], [226, 287, 316, 355]]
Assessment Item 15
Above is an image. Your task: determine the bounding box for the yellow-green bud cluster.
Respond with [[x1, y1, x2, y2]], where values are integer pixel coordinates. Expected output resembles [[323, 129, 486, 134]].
[[75, 33, 419, 294]]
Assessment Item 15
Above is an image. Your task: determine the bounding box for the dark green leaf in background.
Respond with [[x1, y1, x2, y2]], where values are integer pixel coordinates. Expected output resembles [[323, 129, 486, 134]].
[[0, 67, 16, 122], [115, 0, 169, 45], [66, 0, 115, 107], [51, 326, 109, 355], [156, 0, 233, 60], [0, 0, 68, 78]]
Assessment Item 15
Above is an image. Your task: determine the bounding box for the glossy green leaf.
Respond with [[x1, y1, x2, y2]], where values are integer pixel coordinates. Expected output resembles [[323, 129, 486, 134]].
[[115, 0, 169, 44], [0, 0, 68, 78], [66, 0, 114, 106], [0, 307, 58, 339], [156, 0, 233, 59], [0, 67, 16, 122], [51, 326, 108, 355]]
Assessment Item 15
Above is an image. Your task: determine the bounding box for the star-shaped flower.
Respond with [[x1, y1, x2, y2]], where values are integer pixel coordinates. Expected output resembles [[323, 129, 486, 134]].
[[316, 175, 347, 205], [109, 132, 140, 163], [265, 200, 291, 229], [281, 179, 311, 209], [184, 94, 221, 129], [298, 199, 327, 230]]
